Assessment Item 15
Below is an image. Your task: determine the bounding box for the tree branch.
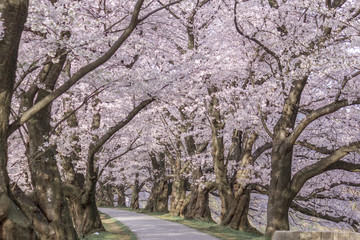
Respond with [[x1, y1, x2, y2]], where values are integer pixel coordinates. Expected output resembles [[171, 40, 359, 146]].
[[139, 0, 183, 23], [290, 201, 359, 232], [8, 0, 146, 136], [289, 97, 360, 144], [98, 133, 143, 178], [290, 141, 360, 195]]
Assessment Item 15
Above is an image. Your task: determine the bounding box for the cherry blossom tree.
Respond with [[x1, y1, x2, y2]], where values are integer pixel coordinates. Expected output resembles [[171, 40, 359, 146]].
[[230, 0, 360, 236], [1, 0, 184, 239]]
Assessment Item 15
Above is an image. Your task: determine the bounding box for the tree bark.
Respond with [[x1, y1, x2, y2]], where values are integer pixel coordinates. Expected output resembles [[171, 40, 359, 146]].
[[208, 87, 260, 233], [183, 180, 214, 222], [116, 185, 126, 208], [182, 135, 214, 222], [61, 110, 104, 238], [130, 178, 141, 210], [0, 1, 36, 239], [145, 152, 169, 212], [67, 185, 104, 237], [169, 177, 188, 216], [266, 77, 308, 237], [23, 50, 78, 240], [145, 180, 169, 212]]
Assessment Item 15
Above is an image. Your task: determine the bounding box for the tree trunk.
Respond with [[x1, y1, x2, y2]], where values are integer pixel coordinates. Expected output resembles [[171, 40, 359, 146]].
[[145, 152, 169, 212], [169, 178, 188, 216], [0, 1, 40, 239], [96, 183, 105, 206], [145, 180, 169, 212], [63, 157, 104, 237], [183, 182, 213, 222], [21, 47, 78, 239], [68, 189, 104, 237], [61, 108, 105, 237], [99, 184, 114, 206], [183, 166, 213, 222], [266, 77, 308, 237], [130, 182, 140, 210], [208, 86, 235, 224], [266, 143, 293, 236], [116, 185, 126, 207], [208, 87, 259, 232], [130, 175, 144, 210], [26, 115, 78, 239]]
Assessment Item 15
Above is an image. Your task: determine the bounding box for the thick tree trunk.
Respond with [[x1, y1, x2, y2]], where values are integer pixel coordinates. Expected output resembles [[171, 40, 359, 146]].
[[105, 185, 114, 206], [63, 157, 104, 237], [266, 143, 293, 236], [208, 87, 259, 232], [183, 182, 213, 222], [145, 180, 169, 212], [116, 185, 126, 207], [98, 183, 114, 206], [208, 86, 235, 224], [68, 190, 104, 237], [130, 183, 140, 210], [21, 48, 78, 239], [131, 176, 144, 210], [0, 1, 38, 239], [221, 188, 260, 233], [61, 108, 105, 237], [145, 152, 169, 212], [266, 77, 308, 237], [183, 165, 213, 222], [26, 115, 78, 239], [96, 184, 105, 206], [169, 178, 188, 216]]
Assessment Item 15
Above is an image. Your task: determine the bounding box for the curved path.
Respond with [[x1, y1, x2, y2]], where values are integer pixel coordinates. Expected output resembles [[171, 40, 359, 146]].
[[99, 207, 219, 240]]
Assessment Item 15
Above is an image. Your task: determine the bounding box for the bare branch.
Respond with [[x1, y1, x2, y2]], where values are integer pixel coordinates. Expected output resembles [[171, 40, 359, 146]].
[[296, 141, 333, 154], [289, 97, 360, 145], [139, 0, 183, 23], [98, 133, 143, 178], [290, 201, 359, 232], [291, 141, 360, 195], [49, 85, 107, 137]]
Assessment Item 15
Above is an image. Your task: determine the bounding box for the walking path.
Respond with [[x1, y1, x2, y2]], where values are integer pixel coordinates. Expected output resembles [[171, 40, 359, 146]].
[[99, 207, 219, 240]]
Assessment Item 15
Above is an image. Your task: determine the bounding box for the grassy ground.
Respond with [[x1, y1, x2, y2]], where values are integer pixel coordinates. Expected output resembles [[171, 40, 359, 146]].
[[84, 212, 137, 240], [115, 207, 265, 240]]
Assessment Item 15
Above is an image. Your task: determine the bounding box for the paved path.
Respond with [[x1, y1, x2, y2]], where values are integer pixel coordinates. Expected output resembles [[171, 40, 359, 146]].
[[99, 207, 219, 240]]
